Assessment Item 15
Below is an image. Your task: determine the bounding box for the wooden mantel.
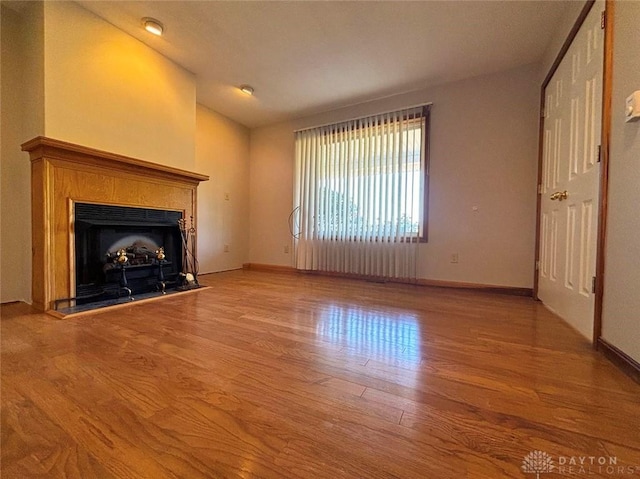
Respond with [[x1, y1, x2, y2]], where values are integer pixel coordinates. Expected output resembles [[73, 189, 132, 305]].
[[22, 137, 209, 312]]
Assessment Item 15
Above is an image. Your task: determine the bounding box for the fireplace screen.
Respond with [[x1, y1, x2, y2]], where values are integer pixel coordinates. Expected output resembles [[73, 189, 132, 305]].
[[73, 203, 183, 304]]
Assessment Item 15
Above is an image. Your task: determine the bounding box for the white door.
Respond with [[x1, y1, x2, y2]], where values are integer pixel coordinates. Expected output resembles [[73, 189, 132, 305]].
[[538, 0, 604, 340]]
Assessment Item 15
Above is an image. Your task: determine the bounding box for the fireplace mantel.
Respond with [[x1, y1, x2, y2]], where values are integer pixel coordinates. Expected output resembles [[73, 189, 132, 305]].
[[22, 137, 209, 312]]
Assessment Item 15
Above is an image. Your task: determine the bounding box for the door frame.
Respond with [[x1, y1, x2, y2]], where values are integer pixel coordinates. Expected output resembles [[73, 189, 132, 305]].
[[533, 0, 613, 348]]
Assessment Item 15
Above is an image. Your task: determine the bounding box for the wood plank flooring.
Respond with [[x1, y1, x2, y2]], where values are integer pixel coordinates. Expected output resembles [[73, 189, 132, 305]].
[[2, 270, 639, 478]]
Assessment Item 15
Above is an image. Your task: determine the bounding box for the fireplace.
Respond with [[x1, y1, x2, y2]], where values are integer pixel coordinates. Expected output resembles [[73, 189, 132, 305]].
[[22, 136, 209, 313], [73, 203, 183, 305]]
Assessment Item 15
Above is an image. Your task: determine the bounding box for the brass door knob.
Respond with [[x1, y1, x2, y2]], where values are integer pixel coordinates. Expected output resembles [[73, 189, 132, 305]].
[[550, 191, 568, 201]]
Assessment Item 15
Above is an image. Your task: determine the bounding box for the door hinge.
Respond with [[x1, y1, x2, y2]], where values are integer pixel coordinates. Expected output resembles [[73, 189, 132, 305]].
[[538, 184, 543, 194], [540, 106, 545, 118], [601, 10, 606, 30], [597, 144, 602, 163], [535, 260, 540, 271], [592, 276, 597, 294]]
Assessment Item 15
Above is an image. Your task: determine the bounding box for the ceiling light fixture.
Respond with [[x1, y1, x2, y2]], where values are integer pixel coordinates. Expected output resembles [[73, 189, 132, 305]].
[[142, 18, 164, 36], [239, 85, 254, 96]]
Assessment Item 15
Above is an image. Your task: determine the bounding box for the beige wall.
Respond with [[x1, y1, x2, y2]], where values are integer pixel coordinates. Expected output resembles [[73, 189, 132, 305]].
[[1, 3, 44, 303], [601, 0, 640, 363], [538, 1, 587, 83], [249, 64, 540, 288], [42, 1, 196, 170], [248, 123, 296, 266], [1, 5, 28, 302], [1, 1, 201, 303], [196, 104, 250, 273]]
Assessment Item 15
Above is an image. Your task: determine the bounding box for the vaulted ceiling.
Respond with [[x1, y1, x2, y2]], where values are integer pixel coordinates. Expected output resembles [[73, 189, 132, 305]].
[[77, 1, 572, 128]]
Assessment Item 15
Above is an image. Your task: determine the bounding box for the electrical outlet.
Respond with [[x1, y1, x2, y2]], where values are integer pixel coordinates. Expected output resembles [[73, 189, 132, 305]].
[[284, 245, 289, 254], [450, 253, 459, 263], [224, 244, 230, 253]]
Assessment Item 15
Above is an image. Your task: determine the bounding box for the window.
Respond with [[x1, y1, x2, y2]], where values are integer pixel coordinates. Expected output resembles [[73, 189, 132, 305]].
[[293, 105, 430, 279], [295, 105, 430, 242]]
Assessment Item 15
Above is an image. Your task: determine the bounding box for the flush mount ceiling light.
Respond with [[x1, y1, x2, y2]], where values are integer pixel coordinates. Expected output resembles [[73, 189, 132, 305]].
[[239, 85, 254, 96], [142, 18, 164, 36]]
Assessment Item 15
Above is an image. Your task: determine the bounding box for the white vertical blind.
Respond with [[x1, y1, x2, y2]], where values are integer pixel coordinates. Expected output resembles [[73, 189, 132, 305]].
[[294, 106, 428, 279]]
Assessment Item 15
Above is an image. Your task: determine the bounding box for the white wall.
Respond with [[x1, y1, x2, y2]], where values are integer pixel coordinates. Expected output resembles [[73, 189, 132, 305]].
[[196, 104, 250, 273], [601, 0, 640, 363], [249, 64, 540, 288]]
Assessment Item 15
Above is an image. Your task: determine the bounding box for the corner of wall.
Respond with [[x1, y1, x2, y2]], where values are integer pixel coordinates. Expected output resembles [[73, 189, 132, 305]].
[[247, 121, 296, 267], [195, 104, 251, 273]]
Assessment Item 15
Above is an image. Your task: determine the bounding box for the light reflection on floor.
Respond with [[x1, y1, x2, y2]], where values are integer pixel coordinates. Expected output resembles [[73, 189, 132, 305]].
[[316, 303, 422, 365]]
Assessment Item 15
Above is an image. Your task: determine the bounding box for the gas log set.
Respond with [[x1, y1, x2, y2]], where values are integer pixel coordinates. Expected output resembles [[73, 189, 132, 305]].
[[104, 244, 170, 300], [55, 203, 200, 311]]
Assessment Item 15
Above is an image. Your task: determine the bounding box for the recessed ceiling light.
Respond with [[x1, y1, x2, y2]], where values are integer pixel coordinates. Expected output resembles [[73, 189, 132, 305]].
[[239, 85, 254, 96], [142, 18, 164, 36]]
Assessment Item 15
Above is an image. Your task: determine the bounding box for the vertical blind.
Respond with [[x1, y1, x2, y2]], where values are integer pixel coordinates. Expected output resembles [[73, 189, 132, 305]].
[[294, 105, 429, 279]]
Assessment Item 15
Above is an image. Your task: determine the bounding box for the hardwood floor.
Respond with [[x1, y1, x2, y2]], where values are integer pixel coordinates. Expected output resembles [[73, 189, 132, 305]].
[[2, 270, 639, 478]]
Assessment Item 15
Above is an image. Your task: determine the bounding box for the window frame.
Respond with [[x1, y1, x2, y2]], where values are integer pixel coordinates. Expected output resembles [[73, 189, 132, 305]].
[[295, 104, 431, 244], [420, 105, 431, 243]]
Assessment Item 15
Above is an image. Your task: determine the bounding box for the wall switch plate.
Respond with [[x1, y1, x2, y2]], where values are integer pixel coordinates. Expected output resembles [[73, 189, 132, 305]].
[[450, 253, 459, 263], [625, 91, 640, 122]]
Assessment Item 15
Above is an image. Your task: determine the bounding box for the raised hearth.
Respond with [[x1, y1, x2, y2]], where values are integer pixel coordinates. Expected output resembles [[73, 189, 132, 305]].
[[22, 137, 209, 312]]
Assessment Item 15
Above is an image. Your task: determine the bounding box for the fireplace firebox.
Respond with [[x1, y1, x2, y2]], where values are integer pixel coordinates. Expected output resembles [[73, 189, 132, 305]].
[[73, 203, 183, 304]]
